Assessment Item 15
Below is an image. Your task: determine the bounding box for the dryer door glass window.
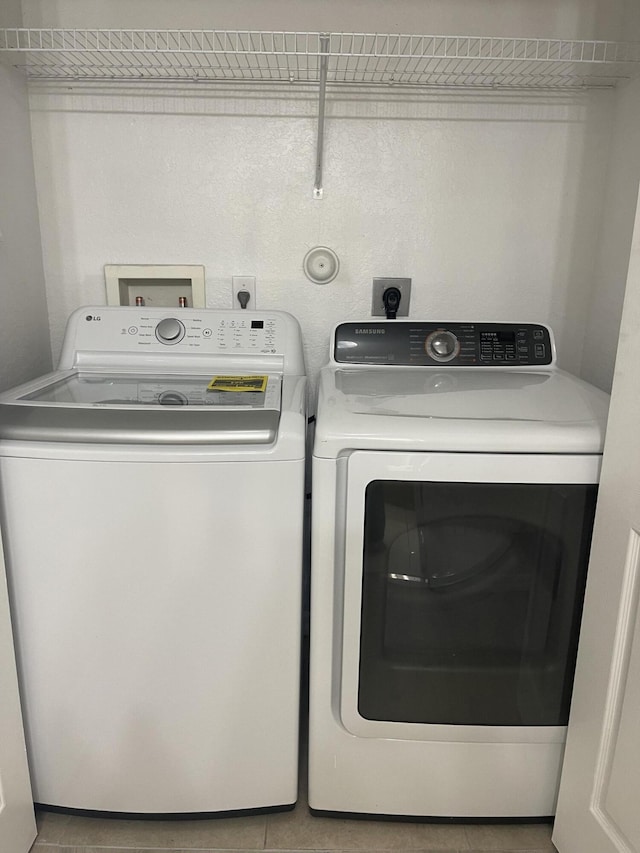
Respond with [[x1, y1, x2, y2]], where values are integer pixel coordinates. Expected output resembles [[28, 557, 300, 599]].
[[358, 481, 598, 727]]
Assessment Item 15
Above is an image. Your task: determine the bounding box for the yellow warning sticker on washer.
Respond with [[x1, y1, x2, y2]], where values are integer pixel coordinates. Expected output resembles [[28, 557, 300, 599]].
[[207, 375, 268, 392]]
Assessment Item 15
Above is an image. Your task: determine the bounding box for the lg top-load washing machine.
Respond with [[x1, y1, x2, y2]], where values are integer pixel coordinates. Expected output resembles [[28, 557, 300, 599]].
[[308, 320, 609, 819], [0, 306, 306, 816]]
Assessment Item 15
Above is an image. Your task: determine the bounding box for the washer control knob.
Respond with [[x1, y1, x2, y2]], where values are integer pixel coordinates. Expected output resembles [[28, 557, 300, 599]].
[[426, 330, 459, 362], [158, 390, 188, 406], [155, 318, 185, 345]]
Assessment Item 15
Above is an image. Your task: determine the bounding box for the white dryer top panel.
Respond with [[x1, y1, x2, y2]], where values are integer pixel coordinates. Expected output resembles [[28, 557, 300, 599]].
[[314, 367, 609, 458], [314, 365, 609, 457], [314, 321, 609, 457]]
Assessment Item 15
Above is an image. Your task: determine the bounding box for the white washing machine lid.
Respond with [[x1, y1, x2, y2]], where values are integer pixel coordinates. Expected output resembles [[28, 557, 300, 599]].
[[313, 366, 610, 456], [0, 369, 283, 445]]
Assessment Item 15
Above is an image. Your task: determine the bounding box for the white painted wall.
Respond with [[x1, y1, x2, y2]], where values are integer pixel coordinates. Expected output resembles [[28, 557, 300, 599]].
[[19, 0, 638, 396], [20, 0, 629, 40], [0, 0, 50, 392], [26, 80, 617, 393], [581, 1, 640, 391], [581, 79, 640, 391]]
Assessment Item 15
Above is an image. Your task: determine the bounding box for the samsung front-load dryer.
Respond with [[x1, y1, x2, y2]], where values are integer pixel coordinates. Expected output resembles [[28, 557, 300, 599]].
[[308, 321, 609, 819], [0, 306, 306, 816]]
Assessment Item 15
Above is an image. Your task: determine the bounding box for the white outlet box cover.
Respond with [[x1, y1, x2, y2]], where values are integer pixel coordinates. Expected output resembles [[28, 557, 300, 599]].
[[104, 264, 206, 308]]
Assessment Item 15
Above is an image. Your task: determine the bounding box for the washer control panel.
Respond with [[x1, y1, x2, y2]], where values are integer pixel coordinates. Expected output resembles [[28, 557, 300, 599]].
[[72, 310, 282, 354], [334, 322, 553, 366], [59, 307, 306, 375]]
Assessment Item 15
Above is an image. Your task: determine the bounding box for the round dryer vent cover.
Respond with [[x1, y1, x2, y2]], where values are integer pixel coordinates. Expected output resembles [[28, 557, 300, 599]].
[[303, 246, 340, 284]]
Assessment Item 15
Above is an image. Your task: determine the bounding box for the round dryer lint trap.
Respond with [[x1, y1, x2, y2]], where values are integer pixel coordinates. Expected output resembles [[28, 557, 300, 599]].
[[303, 246, 340, 284]]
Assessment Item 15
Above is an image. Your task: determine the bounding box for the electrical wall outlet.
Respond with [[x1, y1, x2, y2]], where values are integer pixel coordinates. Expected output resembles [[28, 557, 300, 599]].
[[232, 276, 256, 310], [371, 277, 411, 317]]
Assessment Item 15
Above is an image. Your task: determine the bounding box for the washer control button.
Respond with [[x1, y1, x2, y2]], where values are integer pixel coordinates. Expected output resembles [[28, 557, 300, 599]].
[[425, 330, 459, 362], [155, 318, 185, 345]]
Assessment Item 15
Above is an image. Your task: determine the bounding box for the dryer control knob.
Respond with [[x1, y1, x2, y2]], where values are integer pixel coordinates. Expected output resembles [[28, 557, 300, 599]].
[[426, 330, 459, 362], [155, 318, 185, 345]]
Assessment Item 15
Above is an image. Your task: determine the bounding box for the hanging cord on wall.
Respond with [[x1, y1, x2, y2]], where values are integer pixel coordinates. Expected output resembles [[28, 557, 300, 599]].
[[383, 286, 402, 319]]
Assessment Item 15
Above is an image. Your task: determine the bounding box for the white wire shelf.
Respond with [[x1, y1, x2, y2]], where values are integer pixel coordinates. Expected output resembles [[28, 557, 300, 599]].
[[1, 29, 640, 88]]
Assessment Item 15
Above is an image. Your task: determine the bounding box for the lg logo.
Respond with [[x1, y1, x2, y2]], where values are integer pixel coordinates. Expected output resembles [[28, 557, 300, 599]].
[[85, 315, 102, 322]]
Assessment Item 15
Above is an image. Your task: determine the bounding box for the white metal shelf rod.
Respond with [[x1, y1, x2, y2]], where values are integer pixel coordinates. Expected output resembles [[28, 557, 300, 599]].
[[314, 35, 330, 200]]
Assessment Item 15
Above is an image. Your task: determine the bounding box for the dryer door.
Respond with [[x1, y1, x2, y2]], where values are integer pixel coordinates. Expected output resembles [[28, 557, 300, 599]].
[[340, 451, 600, 743]]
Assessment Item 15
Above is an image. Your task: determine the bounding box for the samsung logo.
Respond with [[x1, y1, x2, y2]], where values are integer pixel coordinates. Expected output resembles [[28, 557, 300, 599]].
[[354, 328, 386, 335]]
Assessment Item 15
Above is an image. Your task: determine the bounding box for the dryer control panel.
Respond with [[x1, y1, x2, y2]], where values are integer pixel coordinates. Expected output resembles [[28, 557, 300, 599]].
[[334, 322, 554, 367]]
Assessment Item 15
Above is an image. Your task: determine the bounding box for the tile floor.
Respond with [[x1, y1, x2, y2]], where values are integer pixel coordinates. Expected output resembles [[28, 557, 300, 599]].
[[27, 647, 558, 853], [31, 804, 557, 853], [30, 770, 558, 853]]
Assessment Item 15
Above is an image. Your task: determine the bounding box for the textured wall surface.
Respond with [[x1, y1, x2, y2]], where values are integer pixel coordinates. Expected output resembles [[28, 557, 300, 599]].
[[0, 3, 51, 391], [581, 79, 640, 392], [20, 0, 630, 40], [16, 0, 640, 397], [29, 84, 615, 396]]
